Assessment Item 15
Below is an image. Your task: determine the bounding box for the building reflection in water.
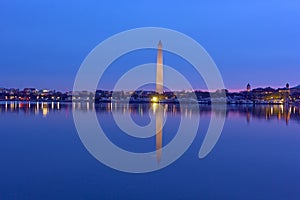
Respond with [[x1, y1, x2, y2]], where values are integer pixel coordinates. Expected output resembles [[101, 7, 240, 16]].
[[1, 101, 300, 126], [243, 104, 294, 125], [0, 102, 300, 124], [42, 102, 49, 117]]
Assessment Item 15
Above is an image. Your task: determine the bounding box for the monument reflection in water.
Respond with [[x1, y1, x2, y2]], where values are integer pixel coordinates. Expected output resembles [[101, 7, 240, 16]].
[[154, 103, 163, 163]]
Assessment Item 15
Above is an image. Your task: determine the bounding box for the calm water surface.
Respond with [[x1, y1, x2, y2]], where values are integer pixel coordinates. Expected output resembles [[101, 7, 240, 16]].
[[0, 102, 300, 199]]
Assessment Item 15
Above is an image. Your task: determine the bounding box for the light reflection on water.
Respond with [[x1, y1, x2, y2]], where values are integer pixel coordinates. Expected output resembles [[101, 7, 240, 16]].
[[0, 101, 300, 125]]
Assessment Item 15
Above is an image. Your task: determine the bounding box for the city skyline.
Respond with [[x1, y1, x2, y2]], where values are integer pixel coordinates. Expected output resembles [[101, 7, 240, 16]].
[[0, 82, 300, 93], [1, 83, 300, 104]]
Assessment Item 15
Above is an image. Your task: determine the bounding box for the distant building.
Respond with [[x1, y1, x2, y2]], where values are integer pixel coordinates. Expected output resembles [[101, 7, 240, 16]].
[[278, 83, 290, 94], [278, 83, 291, 103], [252, 87, 275, 94], [24, 88, 38, 95], [247, 83, 251, 92], [0, 88, 6, 94]]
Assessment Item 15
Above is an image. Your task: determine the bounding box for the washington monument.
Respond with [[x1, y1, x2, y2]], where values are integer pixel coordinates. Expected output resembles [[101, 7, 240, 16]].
[[156, 40, 163, 94], [156, 40, 163, 163]]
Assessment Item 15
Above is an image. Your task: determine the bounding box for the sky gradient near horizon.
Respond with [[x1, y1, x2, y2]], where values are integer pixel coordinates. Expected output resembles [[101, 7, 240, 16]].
[[0, 0, 299, 91]]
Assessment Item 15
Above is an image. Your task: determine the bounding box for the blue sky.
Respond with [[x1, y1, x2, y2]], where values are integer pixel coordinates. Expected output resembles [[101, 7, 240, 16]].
[[0, 0, 299, 91]]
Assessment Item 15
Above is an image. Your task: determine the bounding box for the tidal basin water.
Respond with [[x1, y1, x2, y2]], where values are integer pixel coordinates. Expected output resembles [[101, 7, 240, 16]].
[[0, 101, 300, 199]]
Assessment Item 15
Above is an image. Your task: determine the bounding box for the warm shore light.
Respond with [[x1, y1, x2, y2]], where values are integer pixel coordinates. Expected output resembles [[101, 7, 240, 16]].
[[151, 96, 159, 103]]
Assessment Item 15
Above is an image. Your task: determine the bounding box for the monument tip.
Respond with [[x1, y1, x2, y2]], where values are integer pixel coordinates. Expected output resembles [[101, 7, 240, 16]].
[[158, 40, 162, 48]]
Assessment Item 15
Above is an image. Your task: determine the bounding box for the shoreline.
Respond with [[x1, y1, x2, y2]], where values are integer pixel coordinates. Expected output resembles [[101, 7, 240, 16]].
[[0, 99, 299, 106]]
